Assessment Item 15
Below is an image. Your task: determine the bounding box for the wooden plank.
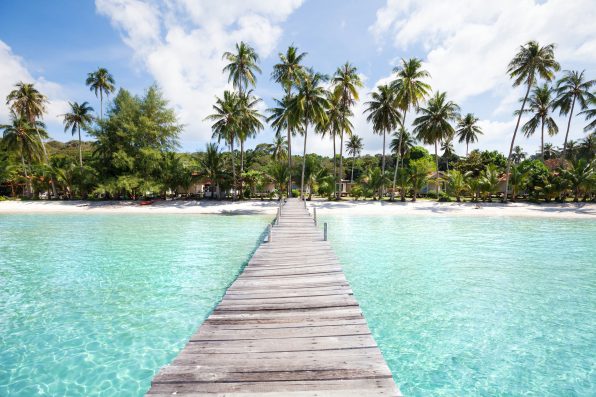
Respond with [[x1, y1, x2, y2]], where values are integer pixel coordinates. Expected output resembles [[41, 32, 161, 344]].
[[147, 198, 400, 396]]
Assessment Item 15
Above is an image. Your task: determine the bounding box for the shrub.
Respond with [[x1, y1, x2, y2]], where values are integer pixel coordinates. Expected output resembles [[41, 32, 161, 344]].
[[291, 189, 300, 198], [426, 192, 438, 199], [350, 185, 363, 200], [438, 191, 452, 202]]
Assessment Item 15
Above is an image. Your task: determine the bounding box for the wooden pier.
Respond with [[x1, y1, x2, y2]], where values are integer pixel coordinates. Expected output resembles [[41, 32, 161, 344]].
[[148, 198, 401, 396]]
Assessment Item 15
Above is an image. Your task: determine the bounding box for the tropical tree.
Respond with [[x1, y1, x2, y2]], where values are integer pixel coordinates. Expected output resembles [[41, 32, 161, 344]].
[[456, 113, 483, 155], [413, 91, 460, 194], [271, 134, 288, 161], [561, 159, 594, 202], [236, 90, 264, 180], [288, 71, 329, 199], [390, 58, 431, 198], [6, 81, 57, 196], [408, 157, 433, 202], [395, 168, 410, 201], [361, 167, 389, 200], [271, 46, 307, 196], [267, 94, 301, 190], [267, 162, 290, 200], [509, 165, 526, 201], [504, 41, 559, 202], [222, 41, 261, 95], [543, 143, 557, 160], [553, 70, 596, 159], [511, 145, 527, 164], [61, 101, 94, 166], [441, 132, 456, 173], [519, 84, 558, 161], [346, 134, 363, 182], [479, 164, 501, 202], [85, 67, 115, 121], [447, 170, 467, 202], [389, 128, 416, 167], [200, 143, 225, 199], [364, 85, 400, 175], [579, 96, 596, 132], [332, 62, 363, 198]]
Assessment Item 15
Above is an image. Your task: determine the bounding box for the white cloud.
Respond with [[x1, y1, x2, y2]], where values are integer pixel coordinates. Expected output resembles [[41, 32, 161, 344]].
[[95, 0, 303, 150], [0, 40, 70, 134]]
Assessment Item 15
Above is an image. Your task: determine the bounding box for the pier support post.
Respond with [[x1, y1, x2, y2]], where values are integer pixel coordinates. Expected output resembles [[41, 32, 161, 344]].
[[313, 207, 317, 226], [268, 224, 272, 242], [324, 222, 328, 241]]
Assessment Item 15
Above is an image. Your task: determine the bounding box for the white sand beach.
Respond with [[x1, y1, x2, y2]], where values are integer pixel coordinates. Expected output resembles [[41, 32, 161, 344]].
[[0, 199, 594, 219]]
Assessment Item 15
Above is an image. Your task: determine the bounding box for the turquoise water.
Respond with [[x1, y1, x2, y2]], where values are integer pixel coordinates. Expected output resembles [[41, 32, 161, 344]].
[[0, 214, 269, 396], [321, 215, 596, 396]]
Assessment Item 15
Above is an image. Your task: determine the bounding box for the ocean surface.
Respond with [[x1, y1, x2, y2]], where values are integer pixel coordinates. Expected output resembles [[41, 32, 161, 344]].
[[321, 214, 596, 397], [1, 213, 594, 396]]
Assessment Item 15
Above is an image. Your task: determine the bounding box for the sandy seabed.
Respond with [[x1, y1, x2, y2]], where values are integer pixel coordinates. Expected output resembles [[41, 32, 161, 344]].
[[0, 199, 594, 219]]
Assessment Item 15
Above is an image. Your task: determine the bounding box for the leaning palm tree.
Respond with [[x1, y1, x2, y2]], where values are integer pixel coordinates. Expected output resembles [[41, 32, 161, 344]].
[[364, 85, 400, 175], [271, 46, 307, 196], [223, 41, 261, 96], [61, 101, 94, 167], [287, 70, 329, 199], [413, 91, 460, 194], [456, 113, 483, 155], [390, 58, 431, 198], [503, 41, 559, 202], [6, 81, 56, 197], [85, 68, 115, 121], [346, 134, 363, 182], [204, 91, 240, 199], [553, 70, 596, 159], [332, 62, 363, 199], [518, 84, 558, 161]]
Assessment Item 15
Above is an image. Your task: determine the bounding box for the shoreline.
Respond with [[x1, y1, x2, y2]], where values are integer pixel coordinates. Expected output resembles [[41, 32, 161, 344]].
[[0, 199, 594, 219]]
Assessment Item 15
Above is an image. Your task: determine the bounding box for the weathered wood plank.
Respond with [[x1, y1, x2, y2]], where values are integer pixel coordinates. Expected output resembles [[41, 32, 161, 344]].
[[147, 198, 400, 396]]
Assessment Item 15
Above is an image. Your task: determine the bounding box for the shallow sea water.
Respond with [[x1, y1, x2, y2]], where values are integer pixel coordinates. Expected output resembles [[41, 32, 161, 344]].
[[320, 214, 596, 397], [0, 214, 269, 396]]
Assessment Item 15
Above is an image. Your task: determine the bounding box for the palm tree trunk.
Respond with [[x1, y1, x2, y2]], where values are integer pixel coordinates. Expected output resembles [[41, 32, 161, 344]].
[[351, 152, 355, 183], [466, 142, 469, 156], [332, 134, 337, 198], [435, 140, 440, 195], [541, 118, 545, 162], [504, 79, 532, 203], [381, 131, 386, 173], [33, 124, 57, 198], [561, 95, 576, 160], [20, 151, 31, 197], [100, 91, 103, 122], [287, 125, 292, 197], [391, 111, 407, 201], [300, 124, 309, 200], [78, 126, 83, 167], [230, 141, 237, 200], [240, 139, 245, 199], [338, 131, 344, 200]]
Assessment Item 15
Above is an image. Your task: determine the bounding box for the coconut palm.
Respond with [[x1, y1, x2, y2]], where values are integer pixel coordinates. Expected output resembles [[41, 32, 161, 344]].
[[364, 85, 400, 175], [504, 41, 559, 201], [6, 81, 57, 197], [222, 42, 261, 95], [441, 133, 455, 173], [271, 134, 288, 161], [479, 164, 501, 202], [287, 71, 329, 199], [61, 101, 94, 167], [579, 96, 596, 132], [346, 134, 363, 182], [200, 143, 225, 199], [519, 84, 558, 161], [447, 170, 467, 202], [578, 133, 595, 161], [509, 165, 526, 201], [390, 58, 431, 198], [85, 68, 115, 121], [236, 90, 264, 179], [561, 159, 594, 202], [543, 143, 557, 160], [271, 46, 307, 196], [332, 62, 363, 199], [389, 128, 416, 167], [267, 162, 290, 200], [511, 145, 527, 164], [456, 113, 483, 155], [413, 91, 460, 194]]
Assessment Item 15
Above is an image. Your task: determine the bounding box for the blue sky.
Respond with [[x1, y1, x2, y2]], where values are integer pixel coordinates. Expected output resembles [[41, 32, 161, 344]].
[[1, 0, 594, 156]]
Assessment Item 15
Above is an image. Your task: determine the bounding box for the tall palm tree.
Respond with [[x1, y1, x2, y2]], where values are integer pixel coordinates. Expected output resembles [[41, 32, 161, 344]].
[[390, 58, 431, 198], [205, 91, 240, 199], [511, 145, 527, 164], [332, 62, 363, 199], [6, 81, 57, 197], [553, 70, 596, 159], [518, 84, 558, 161], [236, 90, 264, 179], [346, 134, 363, 182], [389, 128, 416, 168], [1, 112, 46, 196], [504, 41, 559, 202], [271, 46, 307, 196], [61, 101, 94, 167], [85, 68, 115, 121], [223, 42, 261, 96], [441, 133, 455, 173], [364, 85, 400, 175], [271, 134, 288, 161], [456, 113, 483, 155], [413, 91, 460, 194], [579, 96, 595, 132], [288, 71, 329, 199]]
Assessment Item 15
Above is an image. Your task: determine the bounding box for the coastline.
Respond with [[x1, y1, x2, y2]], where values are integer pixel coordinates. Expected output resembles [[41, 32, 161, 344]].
[[0, 199, 594, 219]]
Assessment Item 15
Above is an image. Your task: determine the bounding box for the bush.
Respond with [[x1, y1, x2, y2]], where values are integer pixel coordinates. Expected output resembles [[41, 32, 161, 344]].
[[438, 191, 452, 202], [350, 185, 363, 200], [426, 192, 438, 199], [291, 189, 300, 198], [0, 196, 7, 201]]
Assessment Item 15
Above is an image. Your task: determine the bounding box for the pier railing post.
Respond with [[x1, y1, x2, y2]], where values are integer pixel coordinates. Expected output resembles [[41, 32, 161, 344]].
[[268, 224, 272, 242], [313, 207, 317, 226], [323, 222, 328, 241], [276, 207, 280, 225]]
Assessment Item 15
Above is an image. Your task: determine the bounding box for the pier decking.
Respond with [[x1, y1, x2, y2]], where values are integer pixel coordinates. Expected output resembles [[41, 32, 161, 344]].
[[148, 198, 401, 396]]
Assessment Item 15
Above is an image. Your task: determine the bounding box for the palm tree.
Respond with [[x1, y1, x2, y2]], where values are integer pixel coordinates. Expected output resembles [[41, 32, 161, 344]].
[[578, 133, 594, 161], [447, 170, 467, 202], [1, 112, 46, 196], [579, 96, 596, 132], [288, 71, 329, 199], [271, 46, 307, 196], [479, 164, 501, 202], [205, 91, 240, 199], [389, 128, 416, 167], [6, 81, 57, 197], [236, 90, 264, 181], [85, 68, 115, 121], [267, 162, 290, 200], [223, 42, 261, 96], [509, 165, 526, 201], [200, 143, 225, 199], [562, 159, 594, 202], [271, 134, 288, 161], [519, 84, 558, 161], [364, 85, 400, 175], [413, 91, 460, 194], [553, 70, 596, 159], [542, 143, 557, 160], [346, 134, 363, 182], [332, 62, 363, 199], [504, 41, 559, 202], [61, 101, 94, 167], [441, 133, 455, 173], [390, 58, 431, 198], [456, 113, 483, 155], [267, 94, 301, 180], [511, 145, 527, 164]]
